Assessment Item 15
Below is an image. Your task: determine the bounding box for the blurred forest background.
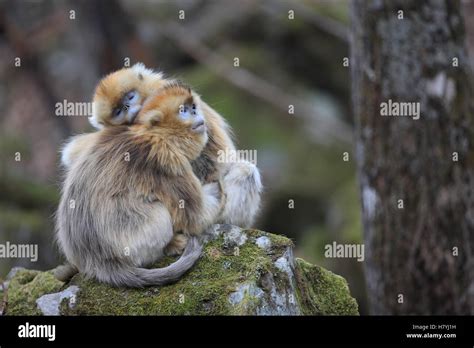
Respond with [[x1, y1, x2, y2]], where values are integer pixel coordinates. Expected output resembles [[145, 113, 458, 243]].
[[1, 0, 473, 315], [0, 0, 365, 309]]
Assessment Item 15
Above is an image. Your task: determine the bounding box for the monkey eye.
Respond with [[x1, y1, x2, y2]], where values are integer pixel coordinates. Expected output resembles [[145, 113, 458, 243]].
[[113, 107, 123, 117], [179, 104, 190, 119], [125, 90, 137, 102]]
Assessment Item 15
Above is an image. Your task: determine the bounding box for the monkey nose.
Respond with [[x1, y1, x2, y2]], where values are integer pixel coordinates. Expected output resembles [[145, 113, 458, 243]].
[[127, 105, 142, 123]]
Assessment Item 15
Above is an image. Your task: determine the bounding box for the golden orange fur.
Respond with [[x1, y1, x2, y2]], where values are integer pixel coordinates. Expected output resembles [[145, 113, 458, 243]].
[[65, 63, 235, 185], [60, 63, 261, 231], [56, 84, 224, 287]]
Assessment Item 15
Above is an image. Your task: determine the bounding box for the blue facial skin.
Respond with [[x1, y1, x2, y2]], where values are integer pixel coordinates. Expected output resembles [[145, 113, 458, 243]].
[[112, 90, 141, 123], [179, 102, 205, 133]]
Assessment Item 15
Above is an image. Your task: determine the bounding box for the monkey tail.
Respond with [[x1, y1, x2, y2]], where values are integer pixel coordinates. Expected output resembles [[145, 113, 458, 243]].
[[106, 236, 203, 288]]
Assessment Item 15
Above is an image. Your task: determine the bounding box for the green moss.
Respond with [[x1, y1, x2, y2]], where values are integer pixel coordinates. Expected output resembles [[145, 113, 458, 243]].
[[295, 258, 358, 315], [62, 229, 283, 315], [5, 228, 358, 316], [7, 269, 64, 315]]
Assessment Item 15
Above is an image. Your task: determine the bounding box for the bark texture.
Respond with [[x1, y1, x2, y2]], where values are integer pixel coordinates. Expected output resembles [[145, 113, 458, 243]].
[[351, 0, 474, 314]]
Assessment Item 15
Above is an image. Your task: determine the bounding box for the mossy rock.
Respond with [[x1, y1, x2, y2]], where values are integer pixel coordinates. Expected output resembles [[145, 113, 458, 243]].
[[3, 225, 358, 315]]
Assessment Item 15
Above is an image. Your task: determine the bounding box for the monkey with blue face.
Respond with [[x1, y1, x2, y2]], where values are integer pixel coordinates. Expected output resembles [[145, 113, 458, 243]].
[[56, 83, 225, 287], [61, 63, 262, 228]]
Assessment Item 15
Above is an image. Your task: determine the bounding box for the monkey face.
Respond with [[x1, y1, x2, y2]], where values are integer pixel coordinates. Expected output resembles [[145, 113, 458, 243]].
[[91, 63, 165, 129], [138, 82, 206, 133], [136, 83, 209, 157], [108, 89, 142, 125], [178, 99, 206, 134]]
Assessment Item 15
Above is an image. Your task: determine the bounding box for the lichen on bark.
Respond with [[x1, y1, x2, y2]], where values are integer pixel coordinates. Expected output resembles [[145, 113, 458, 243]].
[[351, 0, 474, 314]]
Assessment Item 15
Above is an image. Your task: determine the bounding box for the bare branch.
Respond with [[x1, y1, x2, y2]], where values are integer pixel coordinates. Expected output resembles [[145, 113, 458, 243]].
[[160, 22, 352, 146], [185, 0, 255, 42], [0, 7, 73, 137], [261, 0, 349, 43]]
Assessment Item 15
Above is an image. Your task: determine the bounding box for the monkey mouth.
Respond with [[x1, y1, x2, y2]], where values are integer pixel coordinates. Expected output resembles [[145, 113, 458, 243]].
[[192, 120, 205, 133]]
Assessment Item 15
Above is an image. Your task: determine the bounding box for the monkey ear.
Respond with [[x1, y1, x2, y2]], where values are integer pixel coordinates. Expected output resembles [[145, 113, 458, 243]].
[[183, 95, 194, 107]]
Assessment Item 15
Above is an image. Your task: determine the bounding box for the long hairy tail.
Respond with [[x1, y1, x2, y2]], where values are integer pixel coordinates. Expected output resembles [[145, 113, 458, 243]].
[[101, 236, 203, 288]]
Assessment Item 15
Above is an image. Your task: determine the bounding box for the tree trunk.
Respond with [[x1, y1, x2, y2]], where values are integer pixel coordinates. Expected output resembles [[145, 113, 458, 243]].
[[351, 0, 474, 314]]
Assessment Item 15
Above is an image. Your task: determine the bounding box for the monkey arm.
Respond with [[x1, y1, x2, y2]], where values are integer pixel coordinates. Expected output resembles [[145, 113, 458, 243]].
[[199, 181, 226, 230], [181, 179, 224, 236]]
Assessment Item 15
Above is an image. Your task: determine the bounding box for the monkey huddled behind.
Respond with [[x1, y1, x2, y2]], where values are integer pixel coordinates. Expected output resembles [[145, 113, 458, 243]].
[[56, 83, 224, 287]]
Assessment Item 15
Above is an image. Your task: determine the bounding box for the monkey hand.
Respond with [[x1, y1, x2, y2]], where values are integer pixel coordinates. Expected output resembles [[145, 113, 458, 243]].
[[164, 233, 189, 256]]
